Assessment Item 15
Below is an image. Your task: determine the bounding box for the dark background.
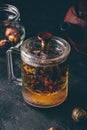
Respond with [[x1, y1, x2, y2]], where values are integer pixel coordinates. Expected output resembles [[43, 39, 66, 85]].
[[1, 0, 75, 37]]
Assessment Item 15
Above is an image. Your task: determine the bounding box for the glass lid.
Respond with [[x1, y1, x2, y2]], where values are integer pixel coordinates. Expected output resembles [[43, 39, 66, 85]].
[[21, 32, 71, 65]]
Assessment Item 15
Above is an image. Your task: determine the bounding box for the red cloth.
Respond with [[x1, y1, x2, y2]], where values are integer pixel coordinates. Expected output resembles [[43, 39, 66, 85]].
[[64, 6, 87, 27]]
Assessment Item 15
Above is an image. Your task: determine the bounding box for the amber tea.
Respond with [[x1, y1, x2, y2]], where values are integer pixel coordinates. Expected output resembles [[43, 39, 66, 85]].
[[21, 59, 68, 108]]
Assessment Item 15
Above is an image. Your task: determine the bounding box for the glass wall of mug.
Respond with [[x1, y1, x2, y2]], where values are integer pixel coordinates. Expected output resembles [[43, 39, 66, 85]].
[[0, 4, 25, 55], [7, 33, 71, 108]]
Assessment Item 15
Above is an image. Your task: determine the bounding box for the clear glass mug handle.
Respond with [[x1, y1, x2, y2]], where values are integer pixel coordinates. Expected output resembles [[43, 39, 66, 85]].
[[6, 46, 22, 85]]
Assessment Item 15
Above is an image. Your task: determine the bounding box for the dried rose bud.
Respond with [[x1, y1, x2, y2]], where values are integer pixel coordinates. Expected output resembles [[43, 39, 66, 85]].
[[0, 39, 6, 47], [38, 32, 53, 50], [38, 32, 53, 41], [5, 27, 20, 43], [72, 107, 87, 122], [8, 34, 20, 43]]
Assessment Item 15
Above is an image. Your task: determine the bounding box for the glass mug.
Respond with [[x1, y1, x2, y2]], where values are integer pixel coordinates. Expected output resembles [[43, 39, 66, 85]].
[[7, 32, 71, 108], [0, 4, 25, 55]]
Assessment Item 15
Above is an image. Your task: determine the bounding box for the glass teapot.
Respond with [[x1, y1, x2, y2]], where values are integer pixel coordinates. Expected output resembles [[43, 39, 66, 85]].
[[0, 4, 25, 55], [7, 32, 71, 108]]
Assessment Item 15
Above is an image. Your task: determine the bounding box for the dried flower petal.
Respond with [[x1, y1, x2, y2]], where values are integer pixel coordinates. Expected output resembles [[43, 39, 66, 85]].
[[8, 34, 20, 43]]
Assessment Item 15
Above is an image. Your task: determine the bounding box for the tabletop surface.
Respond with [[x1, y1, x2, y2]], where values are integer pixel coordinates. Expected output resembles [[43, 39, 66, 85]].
[[0, 0, 87, 130]]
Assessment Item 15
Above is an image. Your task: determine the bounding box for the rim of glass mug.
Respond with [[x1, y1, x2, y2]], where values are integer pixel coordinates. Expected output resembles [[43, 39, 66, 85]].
[[21, 36, 71, 67], [0, 4, 20, 24]]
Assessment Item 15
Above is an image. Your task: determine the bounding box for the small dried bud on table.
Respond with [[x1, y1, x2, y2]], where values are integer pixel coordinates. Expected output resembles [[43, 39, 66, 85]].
[[48, 127, 56, 130], [72, 107, 87, 122]]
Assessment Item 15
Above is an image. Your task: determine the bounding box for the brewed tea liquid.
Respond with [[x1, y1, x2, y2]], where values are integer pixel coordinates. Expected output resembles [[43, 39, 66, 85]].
[[21, 59, 68, 108]]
